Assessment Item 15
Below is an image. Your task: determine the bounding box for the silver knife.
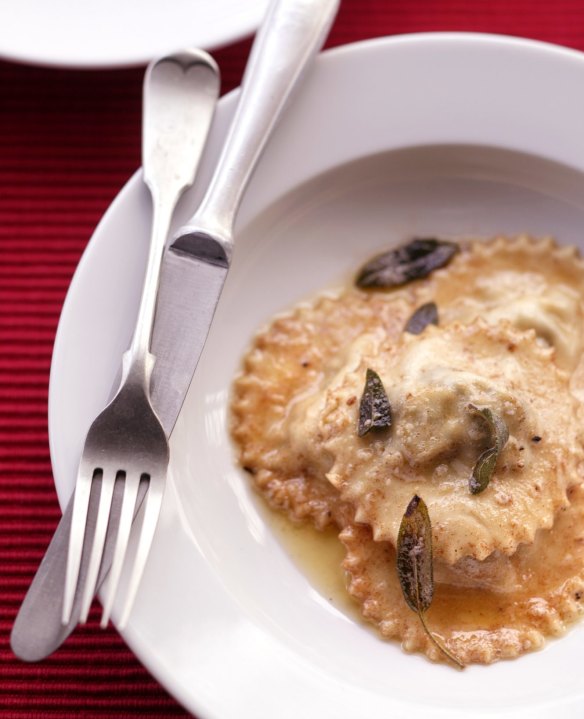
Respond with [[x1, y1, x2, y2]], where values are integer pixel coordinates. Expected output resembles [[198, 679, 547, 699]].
[[11, 0, 339, 662]]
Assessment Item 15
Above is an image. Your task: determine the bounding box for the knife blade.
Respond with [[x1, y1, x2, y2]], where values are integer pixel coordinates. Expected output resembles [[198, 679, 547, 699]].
[[10, 53, 221, 663], [10, 246, 227, 662]]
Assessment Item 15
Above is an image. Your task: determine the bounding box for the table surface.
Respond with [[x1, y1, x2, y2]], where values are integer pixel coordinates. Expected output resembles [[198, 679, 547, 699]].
[[2, 0, 584, 716]]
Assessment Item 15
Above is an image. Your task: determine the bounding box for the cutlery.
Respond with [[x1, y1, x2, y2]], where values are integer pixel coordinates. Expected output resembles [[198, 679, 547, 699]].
[[11, 0, 339, 661], [10, 49, 219, 659], [63, 48, 222, 631]]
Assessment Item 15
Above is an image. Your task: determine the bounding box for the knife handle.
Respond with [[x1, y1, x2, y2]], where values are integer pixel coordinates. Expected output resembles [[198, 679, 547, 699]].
[[181, 0, 340, 250], [10, 481, 150, 661], [10, 499, 77, 661]]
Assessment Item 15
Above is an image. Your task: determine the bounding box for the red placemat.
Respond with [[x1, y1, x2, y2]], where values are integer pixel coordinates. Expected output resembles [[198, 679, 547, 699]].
[[1, 1, 584, 716]]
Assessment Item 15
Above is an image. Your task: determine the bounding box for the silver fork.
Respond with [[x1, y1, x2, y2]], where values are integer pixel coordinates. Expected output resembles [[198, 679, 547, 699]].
[[62, 49, 219, 630]]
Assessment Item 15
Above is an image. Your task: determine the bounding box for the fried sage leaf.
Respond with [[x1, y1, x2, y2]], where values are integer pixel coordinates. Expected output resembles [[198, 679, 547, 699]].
[[358, 368, 392, 437], [397, 495, 434, 613], [404, 301, 439, 335], [471, 447, 498, 495], [467, 404, 509, 495], [397, 495, 464, 669], [355, 238, 459, 289]]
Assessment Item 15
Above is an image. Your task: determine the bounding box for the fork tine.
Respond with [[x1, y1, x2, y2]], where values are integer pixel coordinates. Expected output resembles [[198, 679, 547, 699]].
[[99, 471, 141, 628], [62, 469, 94, 624], [79, 469, 117, 623], [118, 477, 164, 628]]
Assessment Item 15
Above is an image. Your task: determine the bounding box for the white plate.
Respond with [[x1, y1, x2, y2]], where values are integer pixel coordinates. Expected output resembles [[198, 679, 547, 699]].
[[0, 0, 269, 68], [50, 34, 584, 718]]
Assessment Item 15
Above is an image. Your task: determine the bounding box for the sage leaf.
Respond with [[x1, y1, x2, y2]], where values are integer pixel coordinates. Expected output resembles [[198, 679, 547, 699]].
[[467, 404, 509, 495], [397, 495, 465, 669], [355, 238, 459, 289], [470, 447, 498, 495], [397, 495, 434, 613], [404, 301, 439, 335], [357, 368, 392, 437]]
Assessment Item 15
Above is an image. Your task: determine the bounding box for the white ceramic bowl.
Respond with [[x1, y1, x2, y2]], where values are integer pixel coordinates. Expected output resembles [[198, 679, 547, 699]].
[[50, 34, 584, 718]]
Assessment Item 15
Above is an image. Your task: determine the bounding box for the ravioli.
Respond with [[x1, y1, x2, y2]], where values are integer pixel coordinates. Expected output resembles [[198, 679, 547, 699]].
[[431, 236, 584, 371], [230, 235, 584, 666], [290, 319, 584, 562], [231, 289, 417, 529], [341, 482, 584, 665]]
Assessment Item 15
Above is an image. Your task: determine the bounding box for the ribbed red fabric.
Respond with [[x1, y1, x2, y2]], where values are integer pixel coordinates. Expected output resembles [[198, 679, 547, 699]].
[[1, 0, 584, 716]]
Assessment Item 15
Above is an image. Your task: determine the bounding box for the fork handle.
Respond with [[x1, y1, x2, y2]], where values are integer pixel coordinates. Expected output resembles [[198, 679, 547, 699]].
[[128, 51, 219, 368], [126, 197, 174, 368]]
